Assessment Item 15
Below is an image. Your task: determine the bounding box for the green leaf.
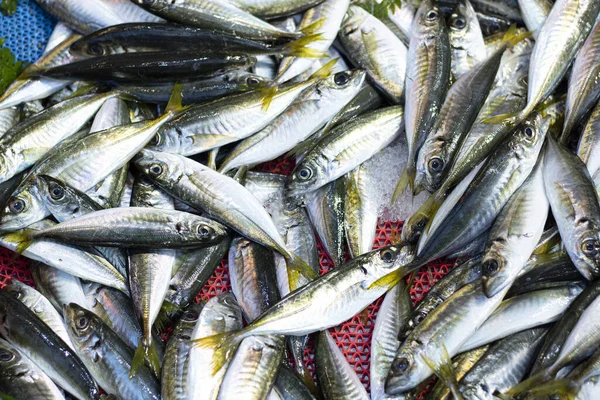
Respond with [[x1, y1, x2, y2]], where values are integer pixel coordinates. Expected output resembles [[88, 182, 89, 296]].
[[0, 38, 23, 95], [356, 0, 405, 19], [0, 0, 18, 16]]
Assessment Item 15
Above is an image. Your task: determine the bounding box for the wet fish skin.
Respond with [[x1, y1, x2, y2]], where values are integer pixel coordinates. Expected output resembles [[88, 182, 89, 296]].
[[339, 5, 407, 103], [517, 0, 552, 37], [270, 366, 317, 400], [477, 12, 512, 36], [316, 330, 369, 400], [132, 0, 300, 41], [231, 0, 326, 19], [544, 136, 600, 280], [64, 303, 160, 400], [0, 337, 65, 400], [402, 0, 451, 188], [0, 107, 19, 139], [0, 289, 99, 400], [577, 100, 600, 182], [162, 302, 203, 400], [448, 0, 487, 79], [561, 21, 600, 143], [287, 106, 404, 197], [344, 164, 378, 258], [482, 160, 548, 297], [459, 328, 547, 399], [471, 0, 523, 22]]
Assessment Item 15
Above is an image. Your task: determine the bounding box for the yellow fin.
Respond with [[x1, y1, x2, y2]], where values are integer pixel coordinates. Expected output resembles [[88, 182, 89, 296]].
[[392, 168, 414, 204], [502, 24, 533, 47], [192, 330, 246, 375], [481, 111, 521, 125], [3, 230, 34, 254], [506, 370, 549, 397], [421, 344, 464, 400], [283, 34, 327, 58], [524, 379, 577, 399], [130, 342, 148, 378], [165, 82, 185, 114], [300, 18, 325, 36], [367, 267, 408, 291], [286, 253, 319, 281], [309, 58, 339, 81], [259, 86, 278, 111]]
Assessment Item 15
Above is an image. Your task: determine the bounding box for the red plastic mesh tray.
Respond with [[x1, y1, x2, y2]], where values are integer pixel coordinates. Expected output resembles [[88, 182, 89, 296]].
[[0, 158, 454, 394]]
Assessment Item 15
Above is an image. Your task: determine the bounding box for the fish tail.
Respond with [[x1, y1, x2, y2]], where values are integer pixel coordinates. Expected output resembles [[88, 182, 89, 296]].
[[299, 367, 319, 397], [421, 344, 464, 400], [502, 24, 533, 48], [4, 230, 34, 254], [283, 34, 327, 58], [130, 339, 160, 378], [309, 58, 339, 81], [192, 329, 248, 375], [392, 168, 415, 204], [207, 148, 219, 170], [287, 267, 302, 292], [300, 18, 325, 36], [506, 370, 550, 397], [259, 86, 278, 111], [524, 379, 578, 399], [481, 111, 521, 125], [154, 300, 181, 331], [165, 82, 186, 114], [286, 252, 319, 282]]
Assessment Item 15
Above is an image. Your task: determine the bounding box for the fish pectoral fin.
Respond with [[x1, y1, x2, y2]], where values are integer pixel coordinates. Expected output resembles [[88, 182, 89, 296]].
[[421, 344, 464, 400]]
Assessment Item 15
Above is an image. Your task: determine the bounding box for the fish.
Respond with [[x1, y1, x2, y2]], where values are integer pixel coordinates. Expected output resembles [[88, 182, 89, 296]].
[[194, 245, 414, 373], [344, 164, 379, 258], [471, 0, 523, 22], [162, 302, 203, 400], [577, 100, 600, 186], [0, 107, 19, 139], [274, 0, 351, 84], [448, 0, 487, 79], [544, 136, 600, 280], [305, 179, 346, 267], [132, 0, 303, 41], [231, 0, 326, 20], [394, 0, 451, 196], [28, 261, 90, 314], [315, 330, 369, 400], [188, 293, 243, 400], [370, 282, 412, 400], [287, 106, 404, 197], [134, 149, 317, 281], [458, 328, 547, 399], [64, 303, 160, 400], [481, 159, 548, 297], [0, 92, 118, 184], [339, 5, 408, 103], [561, 20, 600, 143], [0, 337, 65, 400], [218, 69, 366, 173], [4, 279, 75, 350], [33, 0, 163, 34], [270, 366, 317, 400], [0, 289, 99, 400], [460, 284, 584, 352], [477, 12, 512, 36], [517, 0, 552, 37]]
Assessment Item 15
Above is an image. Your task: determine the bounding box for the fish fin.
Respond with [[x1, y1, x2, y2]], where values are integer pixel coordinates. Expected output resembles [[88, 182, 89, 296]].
[[421, 344, 464, 400], [299, 367, 319, 397], [283, 34, 327, 58], [232, 166, 248, 184], [502, 24, 533, 47], [21, 147, 51, 164], [309, 58, 339, 80], [155, 300, 181, 331], [259, 86, 278, 111], [165, 82, 185, 114], [481, 111, 521, 125], [64, 84, 97, 100], [207, 148, 219, 170], [286, 253, 319, 281], [506, 370, 549, 397], [392, 168, 414, 204], [16, 64, 42, 80], [300, 18, 325, 36], [192, 329, 247, 375], [405, 272, 417, 293], [367, 267, 409, 291], [3, 230, 34, 254], [130, 340, 161, 379], [419, 195, 443, 235], [130, 342, 146, 378], [523, 379, 577, 399]]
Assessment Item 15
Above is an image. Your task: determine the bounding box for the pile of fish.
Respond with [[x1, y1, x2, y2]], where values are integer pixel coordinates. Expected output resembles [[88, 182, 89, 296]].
[[3, 0, 600, 398]]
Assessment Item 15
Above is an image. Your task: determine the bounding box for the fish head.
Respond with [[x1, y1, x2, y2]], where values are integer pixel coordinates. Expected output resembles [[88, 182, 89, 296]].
[[0, 339, 23, 372], [69, 37, 120, 60], [2, 280, 28, 302], [131, 0, 172, 12], [414, 0, 445, 35], [360, 244, 415, 289], [35, 174, 85, 218], [415, 142, 447, 194], [340, 5, 367, 39], [317, 69, 366, 104], [385, 347, 428, 394], [0, 186, 48, 232], [510, 111, 549, 161], [133, 149, 185, 190], [481, 245, 513, 297], [146, 123, 183, 154], [64, 303, 101, 350], [286, 157, 326, 198], [202, 293, 243, 330], [572, 229, 600, 280], [448, 0, 480, 50], [186, 215, 228, 245]]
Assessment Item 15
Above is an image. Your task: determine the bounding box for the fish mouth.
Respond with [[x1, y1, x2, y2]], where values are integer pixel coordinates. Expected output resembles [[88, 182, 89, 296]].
[[385, 374, 412, 395]]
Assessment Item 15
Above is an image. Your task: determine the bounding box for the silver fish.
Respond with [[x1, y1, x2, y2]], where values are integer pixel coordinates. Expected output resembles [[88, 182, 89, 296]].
[[517, 0, 552, 37], [344, 164, 379, 258], [448, 0, 487, 79], [28, 261, 89, 314]]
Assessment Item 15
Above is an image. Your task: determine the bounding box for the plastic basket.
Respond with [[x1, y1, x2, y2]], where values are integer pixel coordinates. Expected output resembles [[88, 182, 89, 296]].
[[0, 2, 454, 395]]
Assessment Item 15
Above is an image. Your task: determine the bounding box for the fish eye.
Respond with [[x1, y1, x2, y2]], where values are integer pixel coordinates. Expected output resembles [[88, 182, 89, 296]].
[[8, 198, 25, 214], [414, 312, 426, 324], [87, 43, 105, 56], [426, 9, 438, 21], [0, 349, 14, 362], [246, 76, 261, 85], [490, 24, 500, 34], [452, 17, 466, 29], [149, 135, 160, 146], [379, 248, 396, 263], [183, 310, 199, 321], [296, 167, 313, 181], [197, 225, 212, 236], [581, 239, 599, 256], [76, 315, 89, 330], [49, 185, 65, 200], [428, 157, 444, 173], [334, 72, 351, 86], [395, 357, 411, 372], [523, 126, 534, 138], [149, 163, 163, 177], [483, 259, 501, 276]]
